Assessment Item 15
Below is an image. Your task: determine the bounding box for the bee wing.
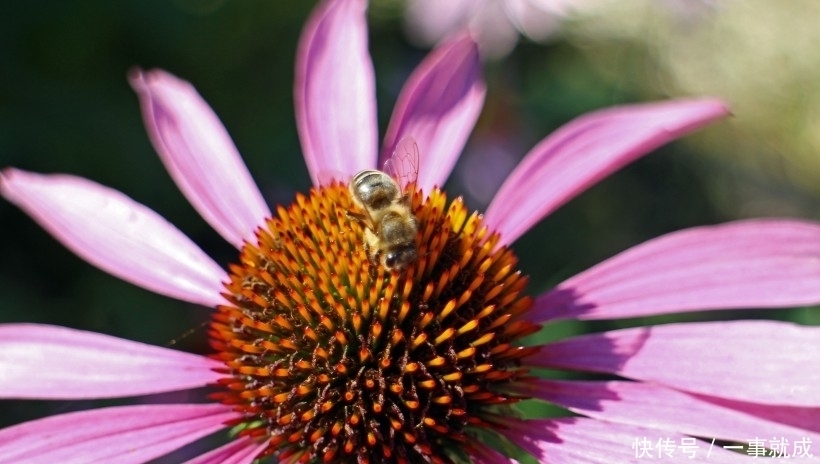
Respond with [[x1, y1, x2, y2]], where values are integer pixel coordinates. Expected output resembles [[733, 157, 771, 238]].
[[383, 136, 420, 192]]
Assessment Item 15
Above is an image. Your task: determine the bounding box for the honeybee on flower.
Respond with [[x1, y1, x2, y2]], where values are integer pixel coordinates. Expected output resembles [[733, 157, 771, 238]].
[[348, 137, 420, 271]]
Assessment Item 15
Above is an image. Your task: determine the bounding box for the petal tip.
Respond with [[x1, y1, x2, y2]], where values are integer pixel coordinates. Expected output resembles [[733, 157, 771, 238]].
[[1, 166, 16, 181], [0, 168, 14, 198], [0, 167, 31, 199], [128, 68, 184, 96], [680, 98, 732, 120], [702, 98, 732, 117], [447, 31, 479, 50], [674, 98, 733, 132], [437, 31, 481, 65], [127, 66, 147, 91]]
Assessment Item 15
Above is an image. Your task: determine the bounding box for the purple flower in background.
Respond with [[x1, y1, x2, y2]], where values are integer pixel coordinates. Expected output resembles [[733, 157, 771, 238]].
[[2, 0, 819, 463]]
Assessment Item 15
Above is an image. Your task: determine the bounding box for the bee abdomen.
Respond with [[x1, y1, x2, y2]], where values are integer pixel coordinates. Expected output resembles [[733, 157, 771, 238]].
[[351, 170, 400, 210]]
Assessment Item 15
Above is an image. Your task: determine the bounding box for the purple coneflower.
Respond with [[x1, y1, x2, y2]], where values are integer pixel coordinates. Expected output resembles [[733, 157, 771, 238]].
[[2, 0, 819, 463]]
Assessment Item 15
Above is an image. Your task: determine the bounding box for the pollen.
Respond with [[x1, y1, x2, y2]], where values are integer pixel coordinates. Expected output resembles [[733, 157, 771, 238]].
[[210, 183, 540, 463]]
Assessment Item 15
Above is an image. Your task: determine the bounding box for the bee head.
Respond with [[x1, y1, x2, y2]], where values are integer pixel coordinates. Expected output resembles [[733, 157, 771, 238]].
[[382, 245, 418, 271]]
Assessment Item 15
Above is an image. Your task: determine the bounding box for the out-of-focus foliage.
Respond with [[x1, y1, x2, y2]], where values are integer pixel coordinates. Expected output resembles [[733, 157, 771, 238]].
[[565, 0, 820, 219]]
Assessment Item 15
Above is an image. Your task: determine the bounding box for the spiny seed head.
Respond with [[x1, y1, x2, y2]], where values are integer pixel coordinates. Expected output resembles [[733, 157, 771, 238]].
[[210, 183, 539, 463]]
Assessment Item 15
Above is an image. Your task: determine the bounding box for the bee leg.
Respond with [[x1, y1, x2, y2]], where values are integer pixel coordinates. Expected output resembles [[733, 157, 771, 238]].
[[346, 210, 369, 225], [365, 235, 380, 265], [365, 243, 381, 278]]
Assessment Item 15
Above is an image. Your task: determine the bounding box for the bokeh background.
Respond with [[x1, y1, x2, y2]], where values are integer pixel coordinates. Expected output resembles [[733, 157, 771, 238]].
[[2, 0, 819, 461]]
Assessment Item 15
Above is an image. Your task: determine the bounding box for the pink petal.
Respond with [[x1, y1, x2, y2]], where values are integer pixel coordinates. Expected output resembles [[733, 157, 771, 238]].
[[521, 380, 820, 446], [530, 320, 820, 406], [532, 219, 820, 321], [0, 324, 223, 399], [0, 403, 236, 464], [130, 69, 271, 249], [499, 417, 751, 463], [295, 0, 378, 186], [0, 169, 226, 307], [381, 35, 485, 192], [484, 99, 730, 245], [184, 437, 267, 464], [699, 395, 820, 434]]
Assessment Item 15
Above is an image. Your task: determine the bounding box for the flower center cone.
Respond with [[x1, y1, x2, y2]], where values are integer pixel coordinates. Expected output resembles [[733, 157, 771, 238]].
[[210, 183, 540, 463]]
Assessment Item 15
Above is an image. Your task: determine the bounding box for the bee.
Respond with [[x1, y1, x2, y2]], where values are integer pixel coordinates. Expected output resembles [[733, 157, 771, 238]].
[[349, 137, 420, 271]]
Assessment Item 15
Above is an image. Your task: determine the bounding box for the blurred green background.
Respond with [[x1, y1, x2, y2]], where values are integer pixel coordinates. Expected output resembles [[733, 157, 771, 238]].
[[1, 0, 818, 461]]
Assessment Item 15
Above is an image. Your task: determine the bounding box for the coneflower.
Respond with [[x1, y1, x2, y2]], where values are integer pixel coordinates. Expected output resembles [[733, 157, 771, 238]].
[[2, 1, 819, 463]]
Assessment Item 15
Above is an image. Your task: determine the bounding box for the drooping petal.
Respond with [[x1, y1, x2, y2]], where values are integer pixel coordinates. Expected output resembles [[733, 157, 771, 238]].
[[184, 437, 268, 464], [295, 0, 378, 186], [0, 324, 222, 399], [531, 320, 820, 407], [0, 404, 236, 464], [520, 380, 820, 446], [381, 35, 485, 192], [0, 169, 226, 307], [467, 440, 518, 464], [499, 417, 751, 463], [130, 69, 271, 249], [484, 99, 730, 245], [532, 219, 820, 321]]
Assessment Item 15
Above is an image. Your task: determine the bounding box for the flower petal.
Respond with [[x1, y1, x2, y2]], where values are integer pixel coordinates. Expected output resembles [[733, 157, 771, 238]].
[[381, 35, 485, 192], [130, 69, 271, 249], [184, 437, 267, 464], [530, 320, 820, 406], [0, 324, 222, 399], [499, 417, 751, 463], [522, 380, 820, 446], [698, 394, 820, 434], [532, 219, 820, 321], [295, 0, 378, 186], [0, 169, 226, 307], [468, 440, 518, 464], [0, 404, 236, 464], [484, 99, 730, 245]]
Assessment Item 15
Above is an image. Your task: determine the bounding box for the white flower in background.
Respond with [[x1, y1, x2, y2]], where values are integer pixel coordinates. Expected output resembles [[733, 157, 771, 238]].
[[403, 0, 607, 58]]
